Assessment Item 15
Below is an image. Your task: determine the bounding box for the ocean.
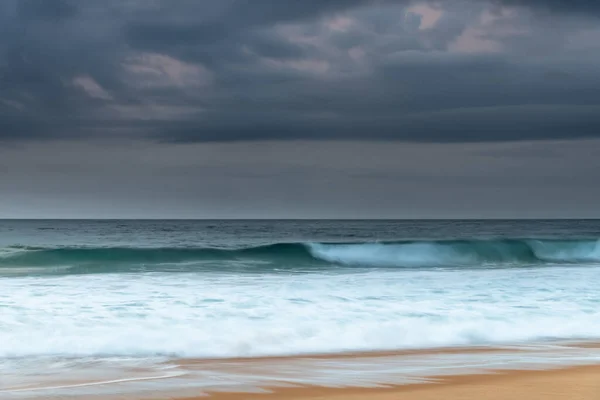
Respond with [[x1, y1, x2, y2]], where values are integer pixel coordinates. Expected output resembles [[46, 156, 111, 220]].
[[2, 219, 600, 397]]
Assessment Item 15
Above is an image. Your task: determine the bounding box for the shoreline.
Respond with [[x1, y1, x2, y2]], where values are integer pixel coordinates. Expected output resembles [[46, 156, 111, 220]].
[[175, 339, 600, 363], [3, 342, 600, 399], [177, 364, 600, 400]]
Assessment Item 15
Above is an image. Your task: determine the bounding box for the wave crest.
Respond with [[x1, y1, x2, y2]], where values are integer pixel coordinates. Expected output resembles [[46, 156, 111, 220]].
[[308, 239, 600, 267], [1, 238, 599, 273]]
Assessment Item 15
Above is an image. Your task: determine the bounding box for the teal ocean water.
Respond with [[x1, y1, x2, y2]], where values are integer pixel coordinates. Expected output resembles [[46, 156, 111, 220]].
[[1, 219, 600, 360]]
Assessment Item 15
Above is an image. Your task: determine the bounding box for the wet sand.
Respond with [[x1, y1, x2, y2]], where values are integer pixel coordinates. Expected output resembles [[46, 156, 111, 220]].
[[4, 343, 600, 399], [177, 364, 600, 400]]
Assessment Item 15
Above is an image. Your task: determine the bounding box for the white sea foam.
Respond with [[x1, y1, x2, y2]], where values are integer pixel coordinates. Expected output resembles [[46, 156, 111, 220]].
[[2, 265, 600, 359], [307, 240, 600, 267], [529, 239, 600, 262], [308, 242, 477, 266]]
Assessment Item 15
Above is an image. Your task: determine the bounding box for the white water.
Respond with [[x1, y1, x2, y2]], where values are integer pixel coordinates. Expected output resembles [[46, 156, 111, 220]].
[[307, 240, 600, 267], [2, 266, 600, 359], [528, 239, 600, 262], [308, 242, 480, 266]]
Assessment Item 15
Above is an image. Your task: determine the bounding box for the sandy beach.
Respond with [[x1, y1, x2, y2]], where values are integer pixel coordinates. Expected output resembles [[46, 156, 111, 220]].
[[3, 343, 600, 399], [176, 365, 600, 400]]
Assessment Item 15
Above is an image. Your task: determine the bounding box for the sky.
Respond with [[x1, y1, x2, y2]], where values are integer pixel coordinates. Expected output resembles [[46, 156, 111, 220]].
[[1, 0, 600, 219]]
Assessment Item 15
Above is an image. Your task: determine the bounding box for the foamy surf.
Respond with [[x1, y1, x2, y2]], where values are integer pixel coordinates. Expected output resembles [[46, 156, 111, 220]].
[[2, 264, 600, 359], [2, 219, 600, 398]]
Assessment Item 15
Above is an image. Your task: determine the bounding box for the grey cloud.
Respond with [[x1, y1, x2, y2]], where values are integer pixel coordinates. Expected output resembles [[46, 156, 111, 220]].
[[155, 105, 600, 143], [498, 0, 600, 14], [123, 0, 374, 49], [2, 139, 600, 218], [2, 0, 600, 143], [17, 0, 78, 20]]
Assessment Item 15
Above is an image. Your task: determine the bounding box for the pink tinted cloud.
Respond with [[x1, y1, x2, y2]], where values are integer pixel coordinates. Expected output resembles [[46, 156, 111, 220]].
[[406, 3, 443, 30]]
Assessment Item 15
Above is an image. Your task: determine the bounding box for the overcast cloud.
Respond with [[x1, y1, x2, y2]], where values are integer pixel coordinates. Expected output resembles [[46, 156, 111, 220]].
[[0, 0, 598, 218]]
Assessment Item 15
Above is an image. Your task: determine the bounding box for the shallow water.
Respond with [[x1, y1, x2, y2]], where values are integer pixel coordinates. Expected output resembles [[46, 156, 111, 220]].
[[2, 343, 600, 399], [2, 220, 600, 396]]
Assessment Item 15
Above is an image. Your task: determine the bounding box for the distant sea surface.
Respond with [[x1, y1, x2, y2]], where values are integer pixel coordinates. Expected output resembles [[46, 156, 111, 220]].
[[2, 219, 600, 360]]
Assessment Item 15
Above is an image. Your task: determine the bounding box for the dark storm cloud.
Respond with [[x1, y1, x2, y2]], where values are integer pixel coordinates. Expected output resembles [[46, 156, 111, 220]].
[[162, 105, 600, 143], [17, 0, 78, 20], [2, 0, 600, 143], [498, 0, 600, 14]]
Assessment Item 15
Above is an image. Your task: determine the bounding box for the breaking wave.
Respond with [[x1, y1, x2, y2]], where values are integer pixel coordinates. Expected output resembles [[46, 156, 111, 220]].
[[1, 238, 600, 273]]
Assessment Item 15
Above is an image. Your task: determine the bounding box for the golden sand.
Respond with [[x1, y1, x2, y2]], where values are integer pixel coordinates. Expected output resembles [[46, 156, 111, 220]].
[[176, 364, 600, 400]]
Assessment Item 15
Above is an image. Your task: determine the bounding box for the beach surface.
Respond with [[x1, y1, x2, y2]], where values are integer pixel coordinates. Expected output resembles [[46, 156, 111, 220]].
[[4, 343, 600, 399], [177, 364, 600, 400]]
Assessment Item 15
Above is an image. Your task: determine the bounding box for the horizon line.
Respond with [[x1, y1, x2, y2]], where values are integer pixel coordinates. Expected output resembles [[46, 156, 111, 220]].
[[1, 217, 599, 221]]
